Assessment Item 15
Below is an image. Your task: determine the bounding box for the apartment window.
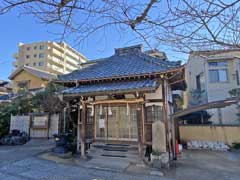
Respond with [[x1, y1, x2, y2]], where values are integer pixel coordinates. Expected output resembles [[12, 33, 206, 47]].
[[209, 69, 228, 83], [26, 47, 31, 51], [26, 55, 30, 59], [39, 62, 44, 66], [34, 46, 37, 50], [34, 54, 37, 58], [146, 105, 163, 123], [39, 53, 44, 58], [208, 61, 228, 67], [33, 62, 37, 66], [196, 73, 205, 91], [39, 45, 44, 50], [25, 63, 29, 66]]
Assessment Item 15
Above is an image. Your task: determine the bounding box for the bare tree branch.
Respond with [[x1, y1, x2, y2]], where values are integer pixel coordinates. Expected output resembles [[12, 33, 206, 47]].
[[1, 0, 240, 52]]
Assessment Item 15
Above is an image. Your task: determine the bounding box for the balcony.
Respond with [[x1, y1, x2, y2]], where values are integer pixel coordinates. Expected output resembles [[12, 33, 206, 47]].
[[52, 48, 64, 58], [49, 56, 64, 67], [65, 63, 77, 71], [66, 56, 79, 66], [47, 63, 64, 74], [66, 49, 81, 60]]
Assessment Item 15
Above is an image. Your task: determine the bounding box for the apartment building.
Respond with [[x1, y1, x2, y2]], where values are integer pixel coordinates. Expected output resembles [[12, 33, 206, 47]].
[[13, 41, 87, 75], [185, 49, 240, 124]]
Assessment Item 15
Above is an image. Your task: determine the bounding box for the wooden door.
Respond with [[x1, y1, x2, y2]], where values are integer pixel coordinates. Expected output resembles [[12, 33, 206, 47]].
[[95, 104, 138, 141]]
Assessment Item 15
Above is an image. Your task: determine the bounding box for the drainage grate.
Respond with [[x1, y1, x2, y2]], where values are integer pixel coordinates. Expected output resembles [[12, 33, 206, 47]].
[[101, 154, 126, 158]]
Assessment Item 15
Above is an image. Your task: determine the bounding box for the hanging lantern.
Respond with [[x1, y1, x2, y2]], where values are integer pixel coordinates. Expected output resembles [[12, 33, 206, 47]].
[[108, 105, 112, 116], [90, 105, 94, 117], [126, 103, 130, 116], [99, 104, 103, 115]]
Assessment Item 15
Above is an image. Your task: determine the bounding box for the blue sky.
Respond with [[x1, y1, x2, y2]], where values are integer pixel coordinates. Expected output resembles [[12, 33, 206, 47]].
[[0, 9, 187, 81]]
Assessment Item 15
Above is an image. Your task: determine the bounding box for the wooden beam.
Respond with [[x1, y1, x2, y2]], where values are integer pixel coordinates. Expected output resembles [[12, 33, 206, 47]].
[[87, 98, 144, 105], [168, 78, 185, 86], [146, 99, 164, 103]]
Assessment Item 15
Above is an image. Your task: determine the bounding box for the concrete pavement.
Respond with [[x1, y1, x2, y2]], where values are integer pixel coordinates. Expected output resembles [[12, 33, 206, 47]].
[[0, 140, 240, 180]]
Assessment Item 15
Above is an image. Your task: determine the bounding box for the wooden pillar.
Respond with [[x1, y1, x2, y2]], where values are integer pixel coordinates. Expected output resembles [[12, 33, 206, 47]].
[[77, 100, 81, 153], [172, 116, 177, 160], [136, 105, 143, 158], [141, 103, 145, 144], [81, 100, 86, 157]]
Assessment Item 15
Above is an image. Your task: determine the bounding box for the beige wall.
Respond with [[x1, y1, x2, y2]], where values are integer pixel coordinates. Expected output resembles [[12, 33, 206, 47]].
[[13, 41, 87, 75], [12, 70, 49, 93], [185, 51, 240, 105], [179, 125, 240, 146], [185, 50, 240, 124]]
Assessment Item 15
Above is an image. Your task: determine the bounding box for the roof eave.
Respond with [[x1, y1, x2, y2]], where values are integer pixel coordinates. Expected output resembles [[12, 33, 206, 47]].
[[61, 86, 158, 97]]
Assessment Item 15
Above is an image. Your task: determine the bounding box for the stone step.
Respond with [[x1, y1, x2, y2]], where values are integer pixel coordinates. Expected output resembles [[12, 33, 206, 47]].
[[88, 148, 139, 158], [92, 143, 138, 151], [88, 152, 140, 164]]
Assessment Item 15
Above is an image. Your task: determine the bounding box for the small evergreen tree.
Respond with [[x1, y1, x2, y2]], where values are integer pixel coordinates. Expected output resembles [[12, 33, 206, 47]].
[[0, 83, 65, 138], [0, 92, 33, 137], [229, 88, 240, 122]]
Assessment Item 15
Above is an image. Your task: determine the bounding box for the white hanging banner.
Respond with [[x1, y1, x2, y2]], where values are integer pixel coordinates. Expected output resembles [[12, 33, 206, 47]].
[[99, 118, 105, 128]]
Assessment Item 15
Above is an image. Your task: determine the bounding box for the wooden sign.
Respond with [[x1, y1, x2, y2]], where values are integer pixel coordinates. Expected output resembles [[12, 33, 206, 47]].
[[99, 118, 105, 128]]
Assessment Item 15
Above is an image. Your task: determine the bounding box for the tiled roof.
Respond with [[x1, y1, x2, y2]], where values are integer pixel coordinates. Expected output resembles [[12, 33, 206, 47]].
[[62, 79, 159, 95], [0, 80, 9, 87], [9, 66, 57, 80], [58, 45, 181, 82], [0, 94, 14, 101]]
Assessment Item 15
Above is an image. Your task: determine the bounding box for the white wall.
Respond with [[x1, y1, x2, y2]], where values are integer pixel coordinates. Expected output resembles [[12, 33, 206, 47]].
[[10, 115, 30, 133], [10, 114, 59, 138]]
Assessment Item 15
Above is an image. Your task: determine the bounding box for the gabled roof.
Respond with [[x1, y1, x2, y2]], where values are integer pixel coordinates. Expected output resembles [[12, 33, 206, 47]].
[[62, 79, 159, 96], [57, 44, 182, 83], [9, 66, 57, 80], [0, 93, 15, 102], [0, 80, 9, 86]]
